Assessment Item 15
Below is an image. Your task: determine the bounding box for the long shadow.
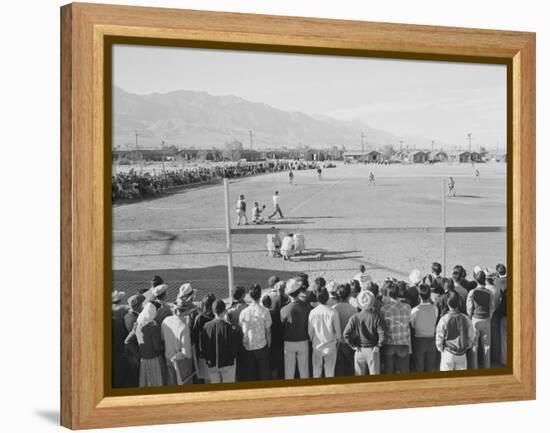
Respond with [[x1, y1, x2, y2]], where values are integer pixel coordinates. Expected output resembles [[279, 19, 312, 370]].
[[293, 255, 364, 263], [113, 265, 298, 301]]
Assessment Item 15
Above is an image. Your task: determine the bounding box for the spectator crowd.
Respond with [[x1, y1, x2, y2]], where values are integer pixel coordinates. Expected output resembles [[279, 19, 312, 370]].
[[111, 262, 508, 388], [112, 160, 299, 201]]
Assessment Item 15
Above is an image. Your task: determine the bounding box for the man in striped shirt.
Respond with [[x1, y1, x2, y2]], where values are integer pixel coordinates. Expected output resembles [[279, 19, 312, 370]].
[[379, 282, 412, 374]]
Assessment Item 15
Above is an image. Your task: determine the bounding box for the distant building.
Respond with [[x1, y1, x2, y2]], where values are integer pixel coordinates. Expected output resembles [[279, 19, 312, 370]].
[[407, 150, 430, 163], [430, 150, 448, 162], [240, 149, 264, 162]]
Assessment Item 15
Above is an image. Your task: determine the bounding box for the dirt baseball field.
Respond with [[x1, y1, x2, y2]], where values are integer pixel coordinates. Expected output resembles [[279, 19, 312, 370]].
[[113, 161, 506, 301]]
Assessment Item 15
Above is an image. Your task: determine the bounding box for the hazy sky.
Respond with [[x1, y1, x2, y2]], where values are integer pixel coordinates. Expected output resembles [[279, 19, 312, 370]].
[[113, 44, 506, 148]]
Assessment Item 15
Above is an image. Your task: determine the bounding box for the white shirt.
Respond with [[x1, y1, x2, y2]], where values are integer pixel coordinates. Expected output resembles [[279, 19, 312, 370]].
[[308, 304, 341, 354], [239, 302, 272, 351], [353, 272, 371, 291], [272, 194, 280, 206]]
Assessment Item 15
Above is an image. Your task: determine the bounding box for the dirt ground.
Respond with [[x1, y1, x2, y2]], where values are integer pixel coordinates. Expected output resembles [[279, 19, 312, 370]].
[[113, 161, 506, 301]]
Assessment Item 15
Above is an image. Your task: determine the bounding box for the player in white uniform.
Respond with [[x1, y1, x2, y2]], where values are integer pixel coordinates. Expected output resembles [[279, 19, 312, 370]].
[[268, 191, 284, 219], [353, 265, 372, 291]]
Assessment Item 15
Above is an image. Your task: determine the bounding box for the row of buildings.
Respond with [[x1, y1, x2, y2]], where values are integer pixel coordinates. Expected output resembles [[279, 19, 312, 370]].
[[112, 145, 506, 164]]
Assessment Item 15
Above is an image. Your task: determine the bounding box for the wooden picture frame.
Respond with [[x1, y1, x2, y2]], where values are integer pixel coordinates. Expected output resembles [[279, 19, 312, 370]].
[[60, 2, 535, 429]]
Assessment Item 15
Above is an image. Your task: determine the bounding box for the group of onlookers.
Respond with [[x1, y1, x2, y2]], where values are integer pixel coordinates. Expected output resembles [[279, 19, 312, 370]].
[[111, 160, 296, 201], [111, 262, 507, 388]]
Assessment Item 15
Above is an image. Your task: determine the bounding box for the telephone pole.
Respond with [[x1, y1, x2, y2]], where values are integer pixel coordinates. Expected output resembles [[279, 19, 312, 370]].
[[431, 140, 435, 153], [361, 132, 365, 164], [249, 130, 253, 150], [134, 130, 143, 173], [399, 140, 404, 154], [467, 133, 472, 162]]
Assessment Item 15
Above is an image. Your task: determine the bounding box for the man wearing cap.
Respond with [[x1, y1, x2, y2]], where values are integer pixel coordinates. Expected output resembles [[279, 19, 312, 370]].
[[239, 284, 272, 381], [151, 284, 173, 324], [161, 299, 196, 385], [379, 282, 412, 374], [325, 280, 339, 307], [436, 292, 475, 371], [308, 288, 341, 378], [407, 269, 422, 307], [343, 290, 386, 375], [466, 270, 495, 369], [280, 278, 312, 379], [353, 265, 372, 292], [410, 284, 438, 372]]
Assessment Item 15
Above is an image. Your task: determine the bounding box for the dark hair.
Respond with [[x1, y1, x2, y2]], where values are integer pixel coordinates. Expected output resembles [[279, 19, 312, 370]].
[[213, 299, 226, 315], [336, 284, 351, 301], [156, 291, 167, 301], [474, 270, 486, 285], [453, 265, 466, 280], [442, 277, 455, 292], [388, 282, 400, 299], [249, 284, 262, 301], [418, 284, 431, 301], [202, 294, 216, 314], [368, 282, 379, 297], [359, 264, 366, 273], [261, 294, 272, 309], [447, 291, 460, 310], [316, 287, 329, 305], [268, 275, 280, 288], [297, 273, 309, 290], [496, 263, 507, 276], [151, 275, 164, 287], [451, 269, 461, 281], [432, 262, 442, 275], [314, 277, 326, 289], [232, 286, 245, 301], [350, 280, 361, 296], [397, 281, 408, 299]]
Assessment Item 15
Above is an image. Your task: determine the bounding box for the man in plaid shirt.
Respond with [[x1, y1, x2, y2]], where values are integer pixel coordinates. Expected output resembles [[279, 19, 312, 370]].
[[380, 281, 412, 373]]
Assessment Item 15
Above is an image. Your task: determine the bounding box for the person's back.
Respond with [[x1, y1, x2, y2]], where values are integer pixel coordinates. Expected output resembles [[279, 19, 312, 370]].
[[280, 299, 311, 342], [202, 317, 238, 369], [436, 311, 472, 356], [333, 301, 358, 334], [308, 303, 340, 352], [467, 285, 494, 319]]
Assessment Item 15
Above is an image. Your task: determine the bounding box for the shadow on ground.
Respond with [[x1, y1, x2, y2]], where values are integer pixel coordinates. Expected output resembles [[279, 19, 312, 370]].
[[34, 409, 59, 425]]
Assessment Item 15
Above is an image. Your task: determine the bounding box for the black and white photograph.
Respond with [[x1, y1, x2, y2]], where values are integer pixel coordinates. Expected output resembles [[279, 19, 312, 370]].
[[110, 44, 508, 389]]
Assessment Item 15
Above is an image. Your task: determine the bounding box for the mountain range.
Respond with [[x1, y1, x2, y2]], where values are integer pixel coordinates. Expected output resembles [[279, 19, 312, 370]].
[[113, 86, 440, 151]]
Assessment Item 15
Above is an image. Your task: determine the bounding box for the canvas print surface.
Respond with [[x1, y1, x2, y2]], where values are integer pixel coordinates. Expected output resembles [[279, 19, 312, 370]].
[[110, 45, 508, 390]]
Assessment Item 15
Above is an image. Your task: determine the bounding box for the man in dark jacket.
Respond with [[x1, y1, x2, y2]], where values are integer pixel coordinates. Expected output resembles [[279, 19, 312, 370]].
[[201, 300, 240, 383]]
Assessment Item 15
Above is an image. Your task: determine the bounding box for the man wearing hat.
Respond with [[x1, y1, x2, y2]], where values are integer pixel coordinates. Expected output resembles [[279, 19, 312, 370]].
[[152, 284, 173, 324], [466, 270, 495, 369], [343, 290, 386, 375], [112, 290, 128, 320], [280, 278, 312, 379], [177, 283, 195, 303], [161, 299, 196, 385], [123, 294, 146, 387]]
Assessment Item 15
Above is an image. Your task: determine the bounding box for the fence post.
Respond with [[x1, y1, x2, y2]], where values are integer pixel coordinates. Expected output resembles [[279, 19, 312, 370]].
[[441, 177, 447, 276], [223, 178, 235, 298]]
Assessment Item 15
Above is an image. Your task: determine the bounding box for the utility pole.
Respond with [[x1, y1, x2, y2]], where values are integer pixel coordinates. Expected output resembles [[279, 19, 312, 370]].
[[399, 140, 404, 155], [134, 130, 143, 173], [249, 130, 253, 150], [431, 140, 435, 154], [467, 132, 472, 163], [361, 132, 365, 164]]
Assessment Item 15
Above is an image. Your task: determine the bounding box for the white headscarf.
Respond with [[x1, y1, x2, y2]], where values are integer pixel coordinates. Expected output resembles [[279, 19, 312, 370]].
[[135, 303, 157, 343]]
